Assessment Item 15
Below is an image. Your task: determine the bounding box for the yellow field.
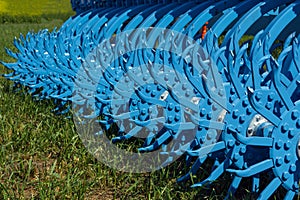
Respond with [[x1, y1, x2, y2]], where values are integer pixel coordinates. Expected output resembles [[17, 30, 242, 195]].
[[0, 0, 73, 16]]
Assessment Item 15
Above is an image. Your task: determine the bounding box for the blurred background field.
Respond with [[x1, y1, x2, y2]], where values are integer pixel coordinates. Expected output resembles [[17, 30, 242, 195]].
[[0, 0, 74, 23]]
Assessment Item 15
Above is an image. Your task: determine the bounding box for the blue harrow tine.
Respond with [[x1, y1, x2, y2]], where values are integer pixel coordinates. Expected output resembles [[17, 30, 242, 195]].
[[222, 0, 295, 46], [225, 176, 242, 200], [284, 190, 296, 200], [252, 175, 260, 193], [191, 157, 231, 187], [176, 155, 208, 182], [202, 0, 263, 39], [183, 0, 242, 39], [270, 56, 295, 110], [226, 159, 274, 177], [257, 178, 282, 200]]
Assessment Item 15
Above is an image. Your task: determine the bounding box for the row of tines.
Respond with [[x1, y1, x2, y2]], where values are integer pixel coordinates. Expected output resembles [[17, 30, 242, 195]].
[[3, 0, 300, 199]]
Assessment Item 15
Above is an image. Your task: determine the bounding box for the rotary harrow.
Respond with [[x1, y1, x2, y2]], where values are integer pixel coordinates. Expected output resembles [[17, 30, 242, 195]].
[[2, 0, 300, 199]]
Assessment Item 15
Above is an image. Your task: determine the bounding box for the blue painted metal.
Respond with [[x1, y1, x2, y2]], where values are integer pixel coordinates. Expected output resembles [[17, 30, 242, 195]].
[[3, 0, 300, 199], [178, 0, 297, 194]]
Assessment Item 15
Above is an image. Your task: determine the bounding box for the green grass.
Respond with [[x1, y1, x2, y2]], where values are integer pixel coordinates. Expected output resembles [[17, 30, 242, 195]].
[[0, 19, 292, 199], [0, 0, 74, 23], [0, 0, 73, 16]]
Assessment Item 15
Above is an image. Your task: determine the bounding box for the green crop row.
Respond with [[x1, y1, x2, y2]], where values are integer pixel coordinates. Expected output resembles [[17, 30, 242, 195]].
[[0, 0, 74, 22]]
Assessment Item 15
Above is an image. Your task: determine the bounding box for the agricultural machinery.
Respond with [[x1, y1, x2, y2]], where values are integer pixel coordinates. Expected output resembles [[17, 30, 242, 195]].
[[2, 0, 300, 199]]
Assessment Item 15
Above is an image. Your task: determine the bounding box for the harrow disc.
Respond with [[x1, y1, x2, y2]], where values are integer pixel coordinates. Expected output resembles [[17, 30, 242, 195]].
[[3, 0, 300, 199]]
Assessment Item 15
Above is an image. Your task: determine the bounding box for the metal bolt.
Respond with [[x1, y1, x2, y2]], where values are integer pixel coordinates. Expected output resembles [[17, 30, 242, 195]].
[[157, 85, 162, 91], [132, 100, 137, 106], [230, 88, 235, 95], [232, 110, 239, 119], [212, 105, 218, 111], [246, 108, 252, 115], [207, 99, 213, 105], [284, 141, 291, 150], [146, 86, 151, 93], [285, 154, 291, 163], [207, 113, 212, 120], [167, 116, 173, 123], [218, 89, 225, 97], [289, 164, 297, 173], [207, 131, 213, 140], [239, 115, 246, 123], [185, 91, 191, 97], [141, 109, 147, 115], [242, 100, 249, 107], [281, 123, 289, 133], [255, 92, 262, 101], [200, 108, 206, 117], [268, 93, 275, 101], [233, 153, 239, 161], [175, 114, 180, 122], [200, 136, 205, 144], [292, 111, 299, 120], [275, 140, 283, 149], [288, 130, 296, 138], [276, 157, 283, 166], [265, 102, 272, 110], [239, 146, 246, 154], [227, 140, 235, 148], [168, 103, 174, 111], [243, 74, 250, 82], [175, 105, 180, 112], [151, 91, 156, 97], [282, 172, 289, 181]]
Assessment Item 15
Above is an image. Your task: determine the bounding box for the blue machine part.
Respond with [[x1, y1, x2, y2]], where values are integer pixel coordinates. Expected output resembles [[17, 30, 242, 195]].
[[3, 0, 300, 199], [228, 38, 300, 199], [177, 1, 300, 197]]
